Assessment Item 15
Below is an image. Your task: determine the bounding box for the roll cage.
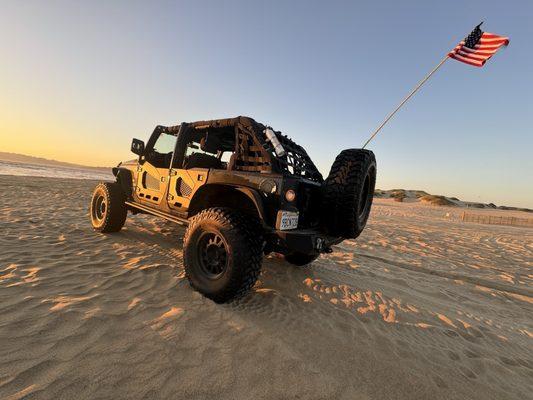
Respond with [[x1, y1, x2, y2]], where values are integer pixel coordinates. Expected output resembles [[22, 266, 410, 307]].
[[142, 116, 323, 182]]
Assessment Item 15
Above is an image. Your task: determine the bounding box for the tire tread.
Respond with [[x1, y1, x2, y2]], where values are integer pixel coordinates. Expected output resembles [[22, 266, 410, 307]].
[[323, 149, 376, 238], [91, 182, 127, 233], [183, 207, 263, 303]]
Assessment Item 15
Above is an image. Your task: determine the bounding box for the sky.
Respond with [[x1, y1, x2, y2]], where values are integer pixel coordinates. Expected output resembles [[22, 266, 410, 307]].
[[1, 1, 531, 207]]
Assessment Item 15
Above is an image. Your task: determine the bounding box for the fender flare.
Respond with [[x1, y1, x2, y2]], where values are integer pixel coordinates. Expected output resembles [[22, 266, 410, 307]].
[[233, 186, 267, 221], [113, 167, 134, 199], [188, 184, 267, 222]]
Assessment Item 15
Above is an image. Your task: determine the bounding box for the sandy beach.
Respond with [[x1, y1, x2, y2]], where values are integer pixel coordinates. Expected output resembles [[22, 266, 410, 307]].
[[0, 174, 531, 400]]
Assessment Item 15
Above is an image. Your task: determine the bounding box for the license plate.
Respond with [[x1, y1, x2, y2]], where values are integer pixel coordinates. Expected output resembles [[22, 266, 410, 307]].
[[278, 211, 299, 230]]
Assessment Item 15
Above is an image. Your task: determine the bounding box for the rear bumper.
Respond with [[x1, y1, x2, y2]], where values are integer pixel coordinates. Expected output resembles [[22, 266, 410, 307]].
[[268, 228, 342, 255]]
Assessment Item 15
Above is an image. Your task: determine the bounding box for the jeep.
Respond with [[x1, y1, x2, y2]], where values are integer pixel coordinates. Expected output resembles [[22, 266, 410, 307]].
[[89, 116, 376, 302]]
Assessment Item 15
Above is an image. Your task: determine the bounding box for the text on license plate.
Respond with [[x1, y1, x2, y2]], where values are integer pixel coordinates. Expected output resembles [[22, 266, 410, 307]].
[[278, 211, 299, 230]]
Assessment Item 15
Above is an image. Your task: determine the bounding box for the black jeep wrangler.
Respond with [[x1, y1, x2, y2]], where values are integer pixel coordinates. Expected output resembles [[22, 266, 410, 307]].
[[90, 116, 376, 302]]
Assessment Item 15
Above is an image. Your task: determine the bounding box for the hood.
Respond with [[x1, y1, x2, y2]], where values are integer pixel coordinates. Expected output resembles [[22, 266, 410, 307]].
[[118, 159, 138, 168]]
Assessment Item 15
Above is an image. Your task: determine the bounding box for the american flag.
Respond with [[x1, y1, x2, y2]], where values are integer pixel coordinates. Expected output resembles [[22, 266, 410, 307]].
[[448, 23, 509, 67]]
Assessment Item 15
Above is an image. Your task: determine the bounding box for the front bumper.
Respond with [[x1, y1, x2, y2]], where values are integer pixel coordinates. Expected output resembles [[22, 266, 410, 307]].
[[268, 228, 342, 255]]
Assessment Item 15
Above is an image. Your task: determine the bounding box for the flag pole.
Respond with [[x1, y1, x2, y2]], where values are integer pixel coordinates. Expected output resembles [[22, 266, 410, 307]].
[[361, 54, 450, 149]]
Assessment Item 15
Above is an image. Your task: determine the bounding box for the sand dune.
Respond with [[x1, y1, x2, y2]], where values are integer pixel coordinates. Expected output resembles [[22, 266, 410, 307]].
[[0, 175, 531, 399], [375, 189, 532, 212]]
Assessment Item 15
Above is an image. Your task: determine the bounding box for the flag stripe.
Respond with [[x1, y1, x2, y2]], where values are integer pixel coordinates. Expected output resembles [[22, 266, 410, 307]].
[[482, 33, 503, 39], [457, 50, 490, 61], [449, 53, 484, 67], [453, 45, 499, 55], [479, 37, 509, 44]]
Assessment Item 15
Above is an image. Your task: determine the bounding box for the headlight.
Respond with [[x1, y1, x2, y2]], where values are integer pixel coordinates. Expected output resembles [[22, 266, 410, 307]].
[[285, 189, 296, 202]]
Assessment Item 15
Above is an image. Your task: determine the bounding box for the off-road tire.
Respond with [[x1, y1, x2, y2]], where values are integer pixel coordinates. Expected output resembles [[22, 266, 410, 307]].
[[183, 208, 263, 303], [323, 149, 376, 239], [90, 182, 127, 233], [284, 252, 319, 267]]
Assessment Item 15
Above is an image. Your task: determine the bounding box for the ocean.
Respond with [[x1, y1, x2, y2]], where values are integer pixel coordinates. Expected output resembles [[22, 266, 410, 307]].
[[0, 160, 114, 181]]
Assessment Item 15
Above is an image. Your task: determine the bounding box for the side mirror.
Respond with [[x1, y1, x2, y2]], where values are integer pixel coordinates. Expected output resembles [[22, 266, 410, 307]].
[[131, 138, 145, 156]]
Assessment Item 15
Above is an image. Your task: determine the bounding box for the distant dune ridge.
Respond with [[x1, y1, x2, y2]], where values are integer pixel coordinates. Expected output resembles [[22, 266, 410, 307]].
[[374, 189, 532, 212], [0, 151, 109, 172]]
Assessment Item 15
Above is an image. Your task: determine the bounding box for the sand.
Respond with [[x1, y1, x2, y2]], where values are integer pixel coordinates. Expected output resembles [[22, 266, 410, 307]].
[[0, 175, 531, 400]]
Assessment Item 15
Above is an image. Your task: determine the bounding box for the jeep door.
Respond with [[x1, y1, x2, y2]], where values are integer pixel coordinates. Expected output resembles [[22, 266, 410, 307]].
[[167, 141, 209, 212], [135, 131, 176, 207]]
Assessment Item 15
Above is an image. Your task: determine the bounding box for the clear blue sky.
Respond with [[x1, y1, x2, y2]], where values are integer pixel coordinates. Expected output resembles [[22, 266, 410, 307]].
[[1, 1, 531, 207]]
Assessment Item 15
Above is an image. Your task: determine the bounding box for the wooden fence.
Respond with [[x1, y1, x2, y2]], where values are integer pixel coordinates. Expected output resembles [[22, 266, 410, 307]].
[[461, 212, 533, 227]]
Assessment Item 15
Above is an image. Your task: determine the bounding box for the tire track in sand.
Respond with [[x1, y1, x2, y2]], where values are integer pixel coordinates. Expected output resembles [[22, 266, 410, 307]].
[[355, 252, 533, 298]]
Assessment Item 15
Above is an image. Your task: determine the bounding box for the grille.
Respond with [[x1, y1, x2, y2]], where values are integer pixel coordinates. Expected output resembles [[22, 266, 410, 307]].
[[142, 172, 160, 190], [177, 178, 192, 197]]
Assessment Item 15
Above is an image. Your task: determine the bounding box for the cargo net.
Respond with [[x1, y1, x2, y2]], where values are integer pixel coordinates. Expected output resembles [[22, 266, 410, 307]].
[[262, 130, 323, 182], [233, 126, 272, 173]]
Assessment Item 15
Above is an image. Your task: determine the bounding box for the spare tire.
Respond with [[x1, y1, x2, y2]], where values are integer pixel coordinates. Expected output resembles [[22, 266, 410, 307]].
[[323, 149, 376, 239]]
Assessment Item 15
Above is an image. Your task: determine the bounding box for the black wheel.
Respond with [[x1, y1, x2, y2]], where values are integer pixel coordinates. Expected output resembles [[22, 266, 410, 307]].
[[323, 149, 376, 239], [183, 208, 263, 303], [284, 252, 319, 267], [90, 182, 127, 233]]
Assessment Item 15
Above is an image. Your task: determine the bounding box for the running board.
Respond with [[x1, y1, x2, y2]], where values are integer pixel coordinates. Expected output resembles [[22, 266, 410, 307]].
[[125, 201, 189, 226]]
